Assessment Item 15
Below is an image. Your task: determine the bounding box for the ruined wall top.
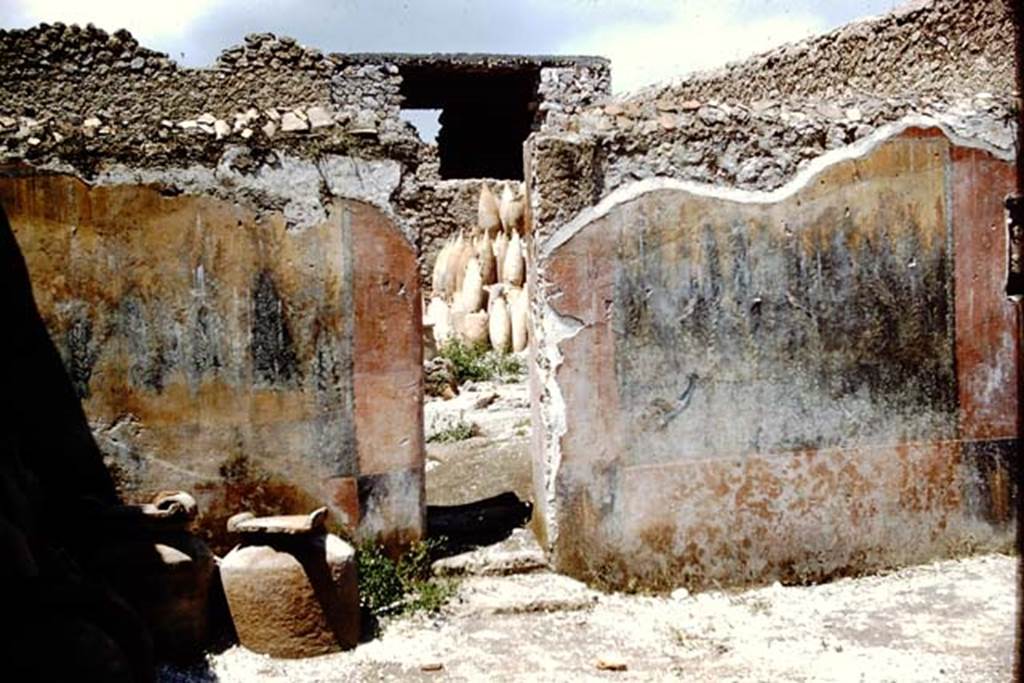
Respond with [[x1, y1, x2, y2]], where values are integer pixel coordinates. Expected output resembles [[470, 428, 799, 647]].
[[631, 0, 1015, 104], [0, 24, 608, 175], [527, 0, 1017, 236]]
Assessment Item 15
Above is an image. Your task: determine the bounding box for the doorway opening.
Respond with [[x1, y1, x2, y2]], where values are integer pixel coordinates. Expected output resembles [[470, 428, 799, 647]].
[[399, 64, 540, 180]]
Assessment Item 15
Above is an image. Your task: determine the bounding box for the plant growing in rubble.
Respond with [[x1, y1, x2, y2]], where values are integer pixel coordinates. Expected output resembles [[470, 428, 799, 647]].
[[357, 538, 457, 623], [427, 414, 479, 443], [438, 337, 524, 384]]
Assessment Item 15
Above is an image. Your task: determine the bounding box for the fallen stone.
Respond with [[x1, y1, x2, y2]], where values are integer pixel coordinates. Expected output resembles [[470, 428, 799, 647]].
[[280, 111, 309, 132], [213, 119, 231, 139], [261, 121, 277, 138], [420, 662, 444, 672], [473, 392, 499, 410], [82, 116, 102, 128], [178, 120, 198, 130], [306, 106, 333, 128], [432, 528, 547, 577], [596, 654, 628, 671], [816, 103, 844, 119], [233, 108, 259, 131], [679, 99, 702, 111], [197, 113, 216, 125]]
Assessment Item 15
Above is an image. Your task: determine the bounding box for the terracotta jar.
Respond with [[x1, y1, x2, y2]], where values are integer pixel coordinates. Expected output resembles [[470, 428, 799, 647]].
[[219, 508, 359, 658]]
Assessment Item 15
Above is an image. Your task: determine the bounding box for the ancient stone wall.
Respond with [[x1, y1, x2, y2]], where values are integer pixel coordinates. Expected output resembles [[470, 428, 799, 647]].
[[0, 23, 605, 549], [533, 125, 1019, 590], [528, 0, 1020, 589], [0, 26, 608, 274], [528, 0, 1016, 241], [0, 169, 423, 552]]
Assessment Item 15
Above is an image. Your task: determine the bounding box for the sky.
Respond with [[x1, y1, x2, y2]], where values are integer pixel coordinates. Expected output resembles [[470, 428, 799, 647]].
[[3, 0, 907, 95]]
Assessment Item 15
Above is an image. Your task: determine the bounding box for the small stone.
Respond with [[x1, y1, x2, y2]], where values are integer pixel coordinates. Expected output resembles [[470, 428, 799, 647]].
[[83, 116, 102, 128], [816, 103, 843, 120], [280, 111, 309, 132], [213, 119, 231, 139], [52, 131, 64, 143], [604, 103, 623, 116], [27, 136, 40, 146], [671, 587, 690, 600], [265, 108, 281, 121], [160, 119, 174, 128], [420, 662, 444, 672], [178, 120, 198, 130], [197, 113, 216, 125], [845, 107, 863, 122], [306, 106, 333, 129], [657, 113, 677, 130], [129, 56, 145, 70], [473, 393, 499, 410], [233, 108, 259, 131], [595, 654, 628, 671], [262, 121, 277, 138], [241, 128, 253, 139], [679, 99, 702, 111]]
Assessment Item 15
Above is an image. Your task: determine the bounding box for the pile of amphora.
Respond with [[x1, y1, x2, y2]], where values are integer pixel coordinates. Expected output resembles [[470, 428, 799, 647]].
[[426, 182, 530, 354]]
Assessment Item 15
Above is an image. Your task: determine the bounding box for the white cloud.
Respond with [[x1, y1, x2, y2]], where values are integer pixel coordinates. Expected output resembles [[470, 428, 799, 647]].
[[10, 0, 217, 43], [561, 1, 826, 94]]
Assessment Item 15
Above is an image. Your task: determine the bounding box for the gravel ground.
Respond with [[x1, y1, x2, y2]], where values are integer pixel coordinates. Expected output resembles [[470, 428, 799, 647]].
[[161, 552, 1017, 682]]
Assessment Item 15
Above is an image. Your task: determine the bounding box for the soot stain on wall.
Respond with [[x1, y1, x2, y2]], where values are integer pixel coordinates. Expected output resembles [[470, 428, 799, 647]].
[[612, 178, 957, 464], [251, 269, 300, 386]]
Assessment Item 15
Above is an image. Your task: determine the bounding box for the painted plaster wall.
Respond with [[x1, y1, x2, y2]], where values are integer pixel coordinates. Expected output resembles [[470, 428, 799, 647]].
[[0, 171, 423, 552], [533, 127, 1018, 590]]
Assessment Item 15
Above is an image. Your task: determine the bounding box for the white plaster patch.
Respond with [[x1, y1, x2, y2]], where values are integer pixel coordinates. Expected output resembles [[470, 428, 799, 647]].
[[534, 297, 585, 550]]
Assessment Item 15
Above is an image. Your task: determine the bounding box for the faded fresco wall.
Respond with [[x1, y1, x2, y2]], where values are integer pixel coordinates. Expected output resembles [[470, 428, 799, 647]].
[[0, 170, 423, 551], [532, 125, 1018, 590]]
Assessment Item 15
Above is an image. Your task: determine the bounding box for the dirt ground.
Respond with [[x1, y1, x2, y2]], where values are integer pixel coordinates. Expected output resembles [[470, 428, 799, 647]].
[[160, 379, 1019, 682], [423, 377, 532, 506], [162, 551, 1017, 682]]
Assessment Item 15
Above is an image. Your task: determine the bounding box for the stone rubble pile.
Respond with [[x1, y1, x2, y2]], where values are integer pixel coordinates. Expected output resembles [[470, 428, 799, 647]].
[[426, 182, 531, 353]]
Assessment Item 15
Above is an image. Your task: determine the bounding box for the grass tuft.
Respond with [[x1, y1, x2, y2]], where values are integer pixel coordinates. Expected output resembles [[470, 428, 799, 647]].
[[357, 538, 458, 620], [437, 338, 524, 384]]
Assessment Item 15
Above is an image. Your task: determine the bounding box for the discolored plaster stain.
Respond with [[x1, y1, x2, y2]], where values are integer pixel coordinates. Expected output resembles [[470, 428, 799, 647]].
[[64, 305, 97, 398]]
